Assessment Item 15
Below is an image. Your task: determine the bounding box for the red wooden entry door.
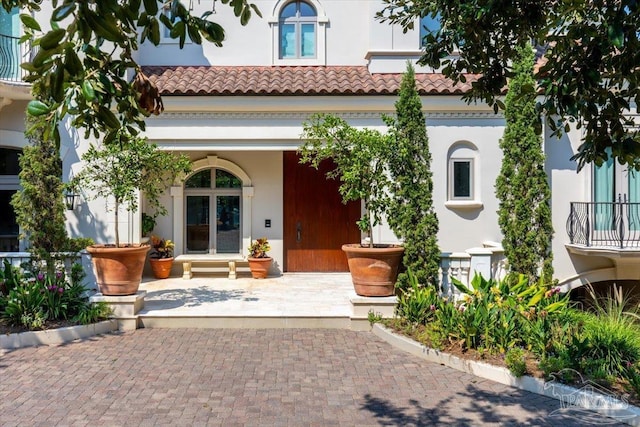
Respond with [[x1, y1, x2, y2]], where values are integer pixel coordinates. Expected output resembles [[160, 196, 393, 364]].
[[283, 152, 361, 272]]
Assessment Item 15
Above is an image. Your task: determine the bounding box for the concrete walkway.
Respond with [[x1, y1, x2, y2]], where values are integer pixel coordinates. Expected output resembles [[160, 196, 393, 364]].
[[0, 328, 626, 426], [134, 273, 393, 329], [139, 273, 354, 318]]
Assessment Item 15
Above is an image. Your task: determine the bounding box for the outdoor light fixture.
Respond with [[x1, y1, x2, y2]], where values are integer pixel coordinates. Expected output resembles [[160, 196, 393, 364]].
[[64, 190, 78, 211], [188, 0, 217, 13]]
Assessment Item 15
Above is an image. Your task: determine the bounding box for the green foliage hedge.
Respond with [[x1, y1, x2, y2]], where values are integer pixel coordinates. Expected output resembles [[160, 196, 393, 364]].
[[0, 260, 111, 330], [394, 271, 640, 397]]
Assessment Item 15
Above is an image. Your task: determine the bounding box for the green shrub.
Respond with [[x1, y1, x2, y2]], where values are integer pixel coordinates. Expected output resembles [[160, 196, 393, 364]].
[[623, 365, 640, 398], [572, 284, 640, 378], [74, 301, 112, 325], [395, 270, 439, 325], [0, 260, 22, 314], [1, 262, 105, 330], [3, 279, 47, 329], [580, 314, 640, 378], [63, 237, 95, 253], [446, 273, 568, 355], [505, 347, 527, 377], [538, 355, 576, 382], [430, 297, 461, 348]]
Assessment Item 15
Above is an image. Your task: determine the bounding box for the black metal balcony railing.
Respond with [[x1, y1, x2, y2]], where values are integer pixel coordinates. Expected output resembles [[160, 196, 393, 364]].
[[567, 197, 640, 249], [0, 33, 31, 82]]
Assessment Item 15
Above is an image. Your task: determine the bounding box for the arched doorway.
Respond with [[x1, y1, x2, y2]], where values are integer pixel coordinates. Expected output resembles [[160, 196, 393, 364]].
[[184, 168, 242, 254], [170, 155, 253, 257]]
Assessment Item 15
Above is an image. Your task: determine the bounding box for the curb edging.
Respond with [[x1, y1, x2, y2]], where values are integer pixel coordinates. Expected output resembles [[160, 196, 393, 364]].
[[372, 323, 640, 426], [0, 319, 119, 350]]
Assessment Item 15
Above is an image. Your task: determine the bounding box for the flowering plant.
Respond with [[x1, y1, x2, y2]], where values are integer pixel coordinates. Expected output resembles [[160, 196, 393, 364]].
[[150, 235, 175, 259], [248, 238, 270, 258]]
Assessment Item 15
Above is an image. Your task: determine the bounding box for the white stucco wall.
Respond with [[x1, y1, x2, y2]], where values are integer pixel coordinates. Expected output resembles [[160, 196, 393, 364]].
[[428, 115, 505, 253], [543, 123, 615, 285], [137, 0, 421, 67], [0, 100, 28, 134]]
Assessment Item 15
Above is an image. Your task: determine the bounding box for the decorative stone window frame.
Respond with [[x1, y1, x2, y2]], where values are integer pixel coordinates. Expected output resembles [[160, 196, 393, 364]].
[[268, 0, 328, 66], [445, 141, 483, 210], [170, 156, 254, 257]]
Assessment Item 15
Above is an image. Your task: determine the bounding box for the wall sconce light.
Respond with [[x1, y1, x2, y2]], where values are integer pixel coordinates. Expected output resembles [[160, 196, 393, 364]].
[[188, 0, 217, 13], [64, 190, 79, 211]]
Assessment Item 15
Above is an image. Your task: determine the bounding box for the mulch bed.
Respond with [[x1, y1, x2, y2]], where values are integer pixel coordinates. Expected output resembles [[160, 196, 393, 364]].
[[0, 318, 81, 335], [382, 318, 640, 407]]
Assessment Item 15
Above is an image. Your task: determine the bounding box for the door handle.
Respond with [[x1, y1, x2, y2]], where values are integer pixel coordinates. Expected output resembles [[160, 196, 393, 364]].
[[296, 222, 302, 242]]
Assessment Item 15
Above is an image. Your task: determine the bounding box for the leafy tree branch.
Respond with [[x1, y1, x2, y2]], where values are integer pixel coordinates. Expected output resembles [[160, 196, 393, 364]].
[[377, 0, 640, 170]]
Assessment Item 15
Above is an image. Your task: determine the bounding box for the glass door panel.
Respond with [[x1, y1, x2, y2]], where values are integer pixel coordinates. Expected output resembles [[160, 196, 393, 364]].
[[0, 190, 18, 251], [626, 168, 640, 231], [216, 196, 240, 254], [186, 195, 210, 253]]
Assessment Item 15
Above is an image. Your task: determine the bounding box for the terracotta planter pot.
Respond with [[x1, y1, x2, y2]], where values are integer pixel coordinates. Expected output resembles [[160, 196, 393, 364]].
[[342, 244, 405, 297], [248, 257, 272, 279], [149, 257, 174, 279], [87, 244, 150, 296]]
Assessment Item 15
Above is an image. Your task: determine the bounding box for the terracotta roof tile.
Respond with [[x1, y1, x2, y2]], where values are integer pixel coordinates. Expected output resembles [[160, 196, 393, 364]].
[[142, 66, 477, 96]]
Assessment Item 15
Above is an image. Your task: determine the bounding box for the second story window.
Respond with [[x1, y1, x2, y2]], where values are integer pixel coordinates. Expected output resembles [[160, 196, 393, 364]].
[[279, 1, 317, 59], [419, 13, 441, 47]]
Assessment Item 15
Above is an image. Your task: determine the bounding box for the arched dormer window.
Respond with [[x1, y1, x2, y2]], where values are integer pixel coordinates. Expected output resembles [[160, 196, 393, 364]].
[[280, 1, 316, 59], [269, 0, 328, 65]]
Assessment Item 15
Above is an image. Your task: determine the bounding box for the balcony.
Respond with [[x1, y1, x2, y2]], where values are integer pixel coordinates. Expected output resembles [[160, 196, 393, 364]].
[[0, 33, 29, 82], [567, 199, 640, 249], [0, 33, 32, 107], [566, 199, 640, 286]]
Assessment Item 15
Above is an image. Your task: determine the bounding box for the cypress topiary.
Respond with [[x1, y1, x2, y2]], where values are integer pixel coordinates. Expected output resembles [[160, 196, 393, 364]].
[[495, 44, 554, 282], [386, 62, 441, 291], [11, 118, 69, 266]]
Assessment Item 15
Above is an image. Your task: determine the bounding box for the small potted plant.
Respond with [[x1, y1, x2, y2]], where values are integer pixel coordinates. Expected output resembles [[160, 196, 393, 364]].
[[248, 237, 271, 279], [149, 235, 175, 279]]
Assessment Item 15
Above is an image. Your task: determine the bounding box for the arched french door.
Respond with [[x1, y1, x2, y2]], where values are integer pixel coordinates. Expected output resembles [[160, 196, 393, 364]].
[[184, 168, 242, 254], [170, 156, 253, 258]]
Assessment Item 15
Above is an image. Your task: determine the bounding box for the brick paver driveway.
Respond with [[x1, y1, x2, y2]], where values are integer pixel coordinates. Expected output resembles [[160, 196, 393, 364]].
[[0, 329, 627, 426]]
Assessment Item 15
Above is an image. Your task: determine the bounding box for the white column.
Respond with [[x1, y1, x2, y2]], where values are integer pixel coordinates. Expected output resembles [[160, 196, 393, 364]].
[[243, 186, 254, 257], [170, 186, 184, 256], [467, 247, 493, 283]]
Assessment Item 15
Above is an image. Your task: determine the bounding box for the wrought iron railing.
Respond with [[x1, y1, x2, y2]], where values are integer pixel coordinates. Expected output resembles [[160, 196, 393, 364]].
[[0, 33, 31, 82], [567, 197, 640, 248]]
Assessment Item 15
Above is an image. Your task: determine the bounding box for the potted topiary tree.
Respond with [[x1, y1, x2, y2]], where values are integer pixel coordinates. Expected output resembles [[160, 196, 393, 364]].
[[299, 114, 404, 297], [73, 134, 191, 295], [248, 237, 272, 279]]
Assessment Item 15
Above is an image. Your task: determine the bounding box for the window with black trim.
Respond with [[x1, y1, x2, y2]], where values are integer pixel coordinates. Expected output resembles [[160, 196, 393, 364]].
[[449, 158, 473, 200]]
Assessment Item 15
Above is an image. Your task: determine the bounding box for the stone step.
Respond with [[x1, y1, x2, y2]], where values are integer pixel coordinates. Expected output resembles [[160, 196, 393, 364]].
[[138, 315, 352, 330]]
